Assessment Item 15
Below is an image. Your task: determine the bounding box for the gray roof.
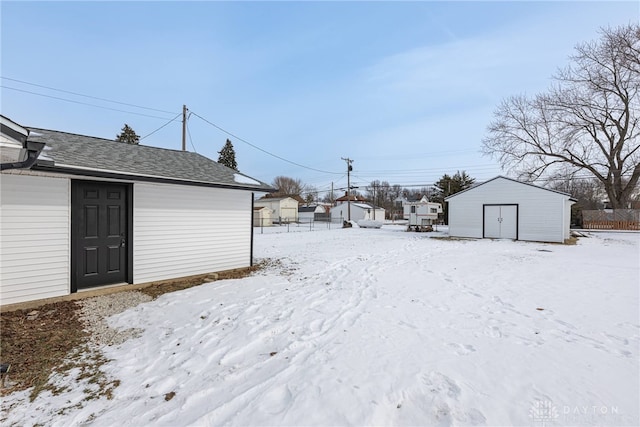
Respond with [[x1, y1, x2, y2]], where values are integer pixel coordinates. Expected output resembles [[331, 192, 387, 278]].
[[26, 128, 273, 192]]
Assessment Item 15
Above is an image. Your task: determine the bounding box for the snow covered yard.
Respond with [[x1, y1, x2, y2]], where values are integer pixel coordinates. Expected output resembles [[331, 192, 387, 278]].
[[3, 227, 639, 426]]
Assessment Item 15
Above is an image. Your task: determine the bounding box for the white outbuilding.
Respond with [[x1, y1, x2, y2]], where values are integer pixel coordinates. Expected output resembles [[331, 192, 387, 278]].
[[253, 196, 299, 223], [0, 117, 273, 306], [445, 176, 576, 243], [331, 202, 385, 222]]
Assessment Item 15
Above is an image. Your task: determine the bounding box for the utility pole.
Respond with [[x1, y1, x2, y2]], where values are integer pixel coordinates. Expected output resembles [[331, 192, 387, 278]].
[[331, 182, 334, 204], [341, 157, 353, 221], [182, 104, 188, 151], [372, 182, 376, 220]]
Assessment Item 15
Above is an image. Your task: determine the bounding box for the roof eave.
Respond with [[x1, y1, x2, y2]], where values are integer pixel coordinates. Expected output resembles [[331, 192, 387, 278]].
[[31, 163, 275, 192]]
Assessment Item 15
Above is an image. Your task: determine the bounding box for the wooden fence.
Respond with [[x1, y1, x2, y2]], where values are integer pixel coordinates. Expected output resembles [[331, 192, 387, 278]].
[[582, 220, 640, 230], [582, 209, 640, 230]]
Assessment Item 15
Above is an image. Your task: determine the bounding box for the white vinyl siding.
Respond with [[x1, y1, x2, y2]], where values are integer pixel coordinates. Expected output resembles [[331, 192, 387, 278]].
[[330, 203, 385, 221], [134, 183, 251, 283], [254, 198, 299, 222], [0, 174, 70, 304], [448, 177, 572, 243]]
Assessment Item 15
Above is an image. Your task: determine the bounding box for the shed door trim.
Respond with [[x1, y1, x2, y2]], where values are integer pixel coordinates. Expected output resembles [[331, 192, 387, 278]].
[[482, 204, 519, 240]]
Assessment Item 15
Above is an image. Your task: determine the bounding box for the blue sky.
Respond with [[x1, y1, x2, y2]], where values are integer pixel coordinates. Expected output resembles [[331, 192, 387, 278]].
[[1, 1, 637, 195]]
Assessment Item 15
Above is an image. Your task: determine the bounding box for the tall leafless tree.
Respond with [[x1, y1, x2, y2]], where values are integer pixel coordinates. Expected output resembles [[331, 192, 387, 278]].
[[270, 176, 305, 197], [482, 24, 640, 208]]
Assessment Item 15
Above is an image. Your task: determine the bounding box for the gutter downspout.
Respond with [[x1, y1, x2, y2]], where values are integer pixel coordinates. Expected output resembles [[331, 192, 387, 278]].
[[0, 141, 46, 171]]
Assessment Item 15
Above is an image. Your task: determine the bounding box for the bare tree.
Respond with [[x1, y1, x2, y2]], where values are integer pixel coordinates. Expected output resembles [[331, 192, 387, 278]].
[[482, 24, 640, 208], [303, 185, 318, 205], [550, 175, 606, 226], [271, 176, 304, 197]]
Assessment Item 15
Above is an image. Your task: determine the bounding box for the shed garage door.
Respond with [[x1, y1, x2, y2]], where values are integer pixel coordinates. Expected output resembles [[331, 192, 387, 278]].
[[484, 205, 518, 239], [280, 207, 297, 221]]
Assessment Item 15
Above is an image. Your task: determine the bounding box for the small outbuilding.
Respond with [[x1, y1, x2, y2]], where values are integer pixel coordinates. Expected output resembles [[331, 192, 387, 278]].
[[0, 118, 273, 306], [445, 176, 576, 243], [253, 206, 273, 227], [298, 205, 326, 222], [253, 196, 299, 223], [331, 202, 385, 222]]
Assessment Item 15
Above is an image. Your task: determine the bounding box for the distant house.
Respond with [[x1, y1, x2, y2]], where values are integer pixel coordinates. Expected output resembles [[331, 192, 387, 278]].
[[298, 205, 326, 222], [254, 196, 299, 223], [335, 192, 368, 204], [0, 116, 273, 306], [445, 176, 576, 243], [399, 195, 443, 225]]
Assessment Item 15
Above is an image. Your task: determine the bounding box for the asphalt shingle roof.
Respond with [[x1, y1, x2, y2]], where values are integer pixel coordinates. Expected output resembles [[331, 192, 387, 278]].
[[27, 128, 273, 191]]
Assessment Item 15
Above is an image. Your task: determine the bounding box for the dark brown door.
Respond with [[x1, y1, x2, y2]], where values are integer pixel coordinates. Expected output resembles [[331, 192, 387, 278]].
[[72, 181, 129, 290]]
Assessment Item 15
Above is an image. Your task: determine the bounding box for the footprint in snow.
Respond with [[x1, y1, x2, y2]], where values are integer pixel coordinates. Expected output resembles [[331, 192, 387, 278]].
[[448, 343, 476, 356]]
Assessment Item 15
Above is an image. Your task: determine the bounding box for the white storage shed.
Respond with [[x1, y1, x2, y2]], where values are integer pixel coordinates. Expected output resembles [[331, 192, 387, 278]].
[[298, 205, 326, 222], [253, 206, 273, 227], [331, 202, 385, 222], [445, 176, 576, 243], [253, 197, 299, 223], [0, 121, 273, 306]]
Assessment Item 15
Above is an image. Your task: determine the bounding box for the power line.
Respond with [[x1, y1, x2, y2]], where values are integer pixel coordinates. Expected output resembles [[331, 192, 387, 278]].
[[356, 165, 499, 174], [1, 85, 174, 120], [190, 111, 342, 175], [140, 112, 183, 140], [1, 76, 177, 114], [186, 114, 198, 153]]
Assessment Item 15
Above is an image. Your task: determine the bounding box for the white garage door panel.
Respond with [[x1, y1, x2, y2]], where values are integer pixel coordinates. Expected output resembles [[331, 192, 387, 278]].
[[484, 206, 501, 238], [500, 205, 517, 239], [484, 205, 517, 239]]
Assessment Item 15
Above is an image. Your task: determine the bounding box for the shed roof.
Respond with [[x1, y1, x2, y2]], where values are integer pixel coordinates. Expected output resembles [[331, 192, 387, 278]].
[[256, 196, 298, 202], [25, 128, 273, 192], [335, 193, 368, 202], [444, 176, 576, 201], [351, 202, 385, 210]]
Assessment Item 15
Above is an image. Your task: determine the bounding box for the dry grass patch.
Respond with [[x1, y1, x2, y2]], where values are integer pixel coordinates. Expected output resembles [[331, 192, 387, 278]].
[[0, 263, 267, 404], [138, 264, 265, 299], [0, 301, 86, 400]]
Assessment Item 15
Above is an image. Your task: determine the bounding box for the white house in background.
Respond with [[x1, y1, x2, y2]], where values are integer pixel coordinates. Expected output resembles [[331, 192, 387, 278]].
[[331, 202, 385, 222], [399, 195, 443, 226], [254, 196, 299, 223], [298, 205, 326, 222], [0, 116, 273, 306], [445, 176, 576, 243], [253, 206, 273, 227]]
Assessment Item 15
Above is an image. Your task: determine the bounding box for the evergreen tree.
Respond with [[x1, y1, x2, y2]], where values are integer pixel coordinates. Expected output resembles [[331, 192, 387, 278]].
[[218, 139, 238, 171], [115, 124, 140, 144], [434, 171, 476, 224]]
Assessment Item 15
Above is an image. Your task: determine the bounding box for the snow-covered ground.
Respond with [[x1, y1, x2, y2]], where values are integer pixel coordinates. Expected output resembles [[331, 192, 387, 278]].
[[3, 226, 639, 426]]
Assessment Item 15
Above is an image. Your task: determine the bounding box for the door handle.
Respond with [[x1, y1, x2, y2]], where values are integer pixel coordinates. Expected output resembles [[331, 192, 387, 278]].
[[120, 238, 126, 248]]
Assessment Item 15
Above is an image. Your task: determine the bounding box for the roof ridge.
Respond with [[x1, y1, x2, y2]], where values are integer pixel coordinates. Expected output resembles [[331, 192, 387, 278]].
[[27, 127, 193, 155], [19, 126, 273, 192]]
